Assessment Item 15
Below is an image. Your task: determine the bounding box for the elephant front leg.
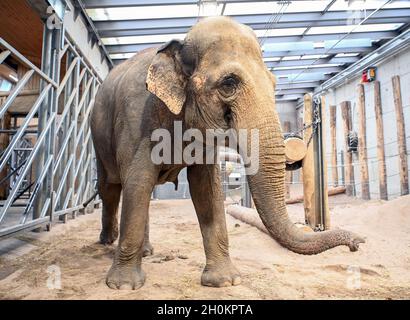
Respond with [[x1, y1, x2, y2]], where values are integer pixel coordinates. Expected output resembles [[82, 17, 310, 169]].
[[106, 171, 157, 290], [188, 164, 241, 287]]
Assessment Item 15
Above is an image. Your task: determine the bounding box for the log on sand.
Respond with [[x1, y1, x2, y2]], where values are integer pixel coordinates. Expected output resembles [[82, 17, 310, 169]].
[[285, 186, 346, 204], [226, 186, 346, 233]]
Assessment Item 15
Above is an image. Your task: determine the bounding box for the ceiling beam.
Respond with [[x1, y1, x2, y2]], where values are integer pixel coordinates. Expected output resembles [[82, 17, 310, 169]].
[[105, 31, 395, 54], [92, 8, 410, 35], [276, 81, 320, 90], [272, 66, 343, 75], [83, 0, 329, 8], [98, 16, 410, 37], [265, 56, 359, 68]]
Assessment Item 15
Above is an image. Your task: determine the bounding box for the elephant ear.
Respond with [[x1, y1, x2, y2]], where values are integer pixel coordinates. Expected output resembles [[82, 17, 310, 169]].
[[146, 40, 187, 115]]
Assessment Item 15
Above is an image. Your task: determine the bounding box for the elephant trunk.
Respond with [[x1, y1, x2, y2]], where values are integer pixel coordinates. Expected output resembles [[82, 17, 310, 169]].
[[242, 113, 365, 255]]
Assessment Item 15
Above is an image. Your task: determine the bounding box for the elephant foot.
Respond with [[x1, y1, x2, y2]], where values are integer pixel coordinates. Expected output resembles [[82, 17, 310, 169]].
[[201, 261, 241, 287], [106, 263, 146, 290], [142, 241, 154, 257], [99, 228, 118, 245]]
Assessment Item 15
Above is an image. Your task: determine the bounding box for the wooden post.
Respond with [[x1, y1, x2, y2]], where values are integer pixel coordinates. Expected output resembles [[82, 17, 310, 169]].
[[392, 75, 409, 195], [341, 101, 355, 196], [283, 120, 292, 199], [357, 84, 370, 200], [374, 81, 388, 200], [320, 96, 330, 229], [0, 111, 11, 200], [329, 105, 338, 187], [302, 94, 315, 226]]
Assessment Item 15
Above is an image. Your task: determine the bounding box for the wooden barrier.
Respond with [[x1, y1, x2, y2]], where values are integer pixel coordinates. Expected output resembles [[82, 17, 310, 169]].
[[283, 120, 292, 199], [374, 81, 388, 200], [302, 94, 315, 227], [357, 84, 370, 200], [329, 104, 338, 187], [340, 101, 355, 196], [392, 75, 409, 195]]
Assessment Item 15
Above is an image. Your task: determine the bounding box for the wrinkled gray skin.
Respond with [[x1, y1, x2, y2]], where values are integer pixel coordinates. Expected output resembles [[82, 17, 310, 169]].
[[91, 17, 365, 290]]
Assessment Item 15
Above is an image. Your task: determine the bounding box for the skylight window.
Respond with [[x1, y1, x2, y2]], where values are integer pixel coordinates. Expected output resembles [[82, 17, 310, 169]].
[[102, 34, 186, 45], [255, 28, 306, 37], [87, 5, 205, 21], [110, 53, 135, 60], [307, 23, 403, 35], [224, 1, 330, 15], [329, 0, 410, 11]]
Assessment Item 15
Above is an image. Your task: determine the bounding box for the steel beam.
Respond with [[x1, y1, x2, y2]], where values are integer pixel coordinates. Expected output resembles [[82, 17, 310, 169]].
[[106, 31, 396, 54], [273, 66, 343, 75], [276, 81, 320, 90], [92, 9, 410, 34], [265, 56, 359, 68]]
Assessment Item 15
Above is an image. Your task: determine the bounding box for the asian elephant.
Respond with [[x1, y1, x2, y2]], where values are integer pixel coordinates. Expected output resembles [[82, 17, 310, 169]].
[[91, 17, 364, 290]]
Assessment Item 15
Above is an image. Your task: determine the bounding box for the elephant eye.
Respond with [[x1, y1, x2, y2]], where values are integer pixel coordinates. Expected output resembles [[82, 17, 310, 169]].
[[219, 75, 238, 97]]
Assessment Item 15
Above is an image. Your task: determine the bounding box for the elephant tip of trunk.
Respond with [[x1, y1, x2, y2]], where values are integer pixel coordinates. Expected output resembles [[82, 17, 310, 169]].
[[346, 232, 366, 252]]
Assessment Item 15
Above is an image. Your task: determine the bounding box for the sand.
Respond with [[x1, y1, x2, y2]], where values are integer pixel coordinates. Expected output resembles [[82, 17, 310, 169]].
[[0, 194, 410, 300]]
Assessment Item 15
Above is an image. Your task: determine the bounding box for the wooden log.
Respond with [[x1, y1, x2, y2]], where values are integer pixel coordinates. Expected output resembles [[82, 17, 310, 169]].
[[392, 75, 409, 195], [285, 186, 346, 204], [329, 104, 338, 187], [302, 94, 315, 226], [340, 101, 355, 196], [320, 96, 330, 229], [284, 137, 307, 163], [226, 205, 315, 235], [374, 81, 388, 200], [226, 205, 268, 234], [283, 121, 292, 199], [357, 84, 370, 200]]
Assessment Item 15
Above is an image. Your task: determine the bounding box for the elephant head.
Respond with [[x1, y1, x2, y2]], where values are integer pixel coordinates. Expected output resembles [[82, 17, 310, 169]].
[[146, 17, 364, 255]]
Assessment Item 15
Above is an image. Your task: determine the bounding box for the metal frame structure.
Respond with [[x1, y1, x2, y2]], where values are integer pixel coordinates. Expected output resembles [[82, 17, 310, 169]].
[[81, 0, 410, 102], [0, 20, 101, 238]]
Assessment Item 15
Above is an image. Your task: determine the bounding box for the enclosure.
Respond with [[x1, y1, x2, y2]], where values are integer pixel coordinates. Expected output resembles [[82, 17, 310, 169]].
[[0, 0, 410, 300]]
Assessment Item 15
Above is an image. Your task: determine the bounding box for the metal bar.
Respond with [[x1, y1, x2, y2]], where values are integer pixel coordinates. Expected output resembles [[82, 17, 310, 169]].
[[93, 8, 410, 33], [0, 113, 55, 223], [20, 156, 53, 224], [54, 156, 73, 206], [0, 216, 50, 238], [0, 38, 58, 87], [56, 57, 80, 97], [0, 84, 52, 173], [0, 70, 35, 119], [0, 50, 11, 64]]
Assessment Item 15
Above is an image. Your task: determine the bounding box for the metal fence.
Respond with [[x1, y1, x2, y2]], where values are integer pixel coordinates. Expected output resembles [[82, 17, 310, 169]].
[[0, 29, 100, 239]]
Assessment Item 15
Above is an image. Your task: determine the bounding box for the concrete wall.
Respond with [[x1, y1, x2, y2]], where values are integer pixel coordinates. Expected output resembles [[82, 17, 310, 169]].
[[277, 101, 298, 133], [323, 46, 410, 200], [64, 0, 111, 80]]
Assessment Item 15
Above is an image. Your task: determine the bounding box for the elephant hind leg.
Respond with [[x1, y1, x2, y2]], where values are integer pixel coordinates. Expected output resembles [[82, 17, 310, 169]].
[[98, 167, 122, 245]]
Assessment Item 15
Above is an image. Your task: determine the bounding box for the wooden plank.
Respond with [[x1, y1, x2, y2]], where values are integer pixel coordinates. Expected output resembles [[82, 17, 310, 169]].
[[392, 75, 409, 195], [283, 120, 292, 199], [357, 84, 370, 200], [302, 94, 315, 226], [374, 81, 388, 200], [329, 104, 338, 187], [341, 101, 355, 196], [320, 96, 330, 229]]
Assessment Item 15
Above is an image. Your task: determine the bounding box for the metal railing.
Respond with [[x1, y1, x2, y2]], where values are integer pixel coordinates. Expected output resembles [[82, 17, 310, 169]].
[[0, 32, 101, 239]]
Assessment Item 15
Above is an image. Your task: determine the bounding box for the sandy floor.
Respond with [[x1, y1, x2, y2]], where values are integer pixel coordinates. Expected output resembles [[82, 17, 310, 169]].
[[0, 194, 410, 300]]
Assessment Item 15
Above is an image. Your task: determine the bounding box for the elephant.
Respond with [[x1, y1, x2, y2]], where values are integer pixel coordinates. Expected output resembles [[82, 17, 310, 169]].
[[90, 16, 365, 290]]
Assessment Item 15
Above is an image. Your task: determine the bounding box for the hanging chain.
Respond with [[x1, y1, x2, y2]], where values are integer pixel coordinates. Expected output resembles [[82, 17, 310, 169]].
[[286, 97, 321, 148]]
